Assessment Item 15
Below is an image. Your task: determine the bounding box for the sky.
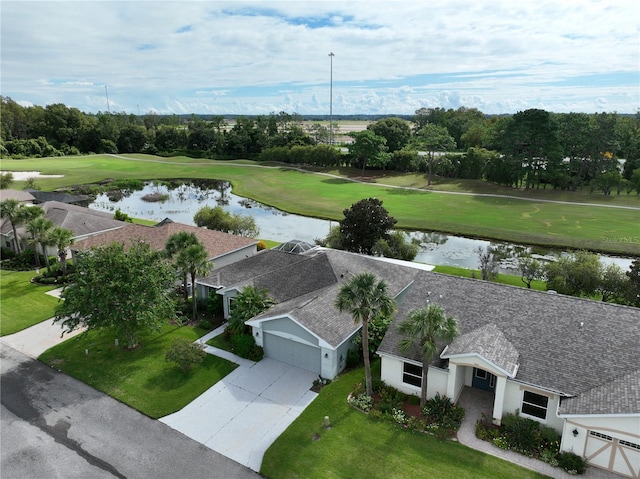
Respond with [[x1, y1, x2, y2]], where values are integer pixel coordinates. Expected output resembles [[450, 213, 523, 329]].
[[1, 1, 639, 116]]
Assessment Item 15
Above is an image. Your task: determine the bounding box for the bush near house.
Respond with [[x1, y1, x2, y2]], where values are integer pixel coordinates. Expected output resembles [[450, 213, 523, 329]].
[[475, 412, 585, 474], [230, 334, 264, 361], [348, 381, 465, 439]]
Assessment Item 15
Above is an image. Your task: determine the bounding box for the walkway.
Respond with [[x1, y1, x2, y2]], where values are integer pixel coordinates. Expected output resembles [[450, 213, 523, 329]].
[[457, 387, 621, 479], [161, 325, 318, 472]]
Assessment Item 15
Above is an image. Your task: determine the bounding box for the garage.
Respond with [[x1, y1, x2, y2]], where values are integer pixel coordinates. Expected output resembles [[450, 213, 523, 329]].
[[263, 332, 321, 375], [585, 430, 640, 478]]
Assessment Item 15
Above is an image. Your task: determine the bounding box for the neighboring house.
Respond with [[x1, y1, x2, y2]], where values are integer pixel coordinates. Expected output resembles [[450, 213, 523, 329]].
[[25, 189, 90, 207], [196, 246, 433, 380], [378, 271, 640, 479], [1, 200, 126, 253], [74, 221, 258, 268], [0, 189, 36, 204], [198, 245, 639, 477]]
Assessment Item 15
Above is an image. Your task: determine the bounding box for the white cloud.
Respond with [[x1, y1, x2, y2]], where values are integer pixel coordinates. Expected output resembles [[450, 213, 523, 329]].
[[1, 0, 638, 114]]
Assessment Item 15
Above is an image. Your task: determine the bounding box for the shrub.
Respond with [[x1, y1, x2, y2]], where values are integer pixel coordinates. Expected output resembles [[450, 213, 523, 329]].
[[1, 247, 15, 260], [256, 240, 267, 251], [501, 413, 543, 454], [392, 408, 408, 425], [348, 393, 373, 412], [198, 320, 212, 330], [556, 452, 587, 474], [165, 338, 206, 372], [541, 448, 560, 467], [230, 334, 264, 361], [422, 393, 465, 430], [206, 291, 223, 316]]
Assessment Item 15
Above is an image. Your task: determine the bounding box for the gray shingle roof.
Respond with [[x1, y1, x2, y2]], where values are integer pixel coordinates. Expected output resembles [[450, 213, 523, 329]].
[[378, 270, 640, 412], [559, 370, 640, 416], [442, 323, 520, 377]]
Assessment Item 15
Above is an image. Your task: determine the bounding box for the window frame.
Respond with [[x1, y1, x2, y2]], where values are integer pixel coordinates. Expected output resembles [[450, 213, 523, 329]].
[[402, 362, 422, 388], [521, 390, 549, 421]]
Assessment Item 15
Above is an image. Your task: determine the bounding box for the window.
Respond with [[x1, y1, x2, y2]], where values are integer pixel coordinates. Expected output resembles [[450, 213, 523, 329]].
[[521, 391, 549, 419], [403, 363, 422, 387], [475, 369, 487, 379]]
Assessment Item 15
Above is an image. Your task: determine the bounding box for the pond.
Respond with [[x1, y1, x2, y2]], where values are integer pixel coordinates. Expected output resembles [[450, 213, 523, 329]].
[[88, 180, 634, 272]]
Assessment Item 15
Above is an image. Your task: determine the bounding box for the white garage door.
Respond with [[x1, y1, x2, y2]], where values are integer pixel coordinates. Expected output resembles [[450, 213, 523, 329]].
[[585, 430, 640, 478], [263, 333, 321, 375]]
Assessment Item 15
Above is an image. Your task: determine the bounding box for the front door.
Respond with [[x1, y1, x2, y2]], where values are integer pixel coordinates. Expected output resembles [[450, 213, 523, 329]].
[[472, 368, 496, 392]]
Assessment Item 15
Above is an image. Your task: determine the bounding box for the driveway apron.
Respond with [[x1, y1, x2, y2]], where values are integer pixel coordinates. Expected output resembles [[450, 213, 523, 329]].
[[161, 356, 318, 472]]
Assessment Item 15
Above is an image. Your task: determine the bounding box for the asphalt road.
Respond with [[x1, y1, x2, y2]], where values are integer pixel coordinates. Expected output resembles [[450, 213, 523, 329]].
[[0, 344, 263, 479]]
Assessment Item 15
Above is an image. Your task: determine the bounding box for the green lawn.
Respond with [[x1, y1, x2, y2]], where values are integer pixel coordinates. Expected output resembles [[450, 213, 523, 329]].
[[39, 324, 237, 418], [0, 269, 60, 335], [261, 364, 549, 479], [433, 265, 547, 291], [4, 154, 639, 255]]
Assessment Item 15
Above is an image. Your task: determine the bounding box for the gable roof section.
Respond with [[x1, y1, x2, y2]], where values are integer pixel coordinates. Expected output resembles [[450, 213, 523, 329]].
[[379, 270, 640, 405], [74, 221, 257, 260], [441, 323, 520, 378], [559, 370, 640, 416]]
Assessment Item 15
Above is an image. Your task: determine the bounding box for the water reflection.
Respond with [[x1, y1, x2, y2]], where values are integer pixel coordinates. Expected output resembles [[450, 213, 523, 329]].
[[89, 180, 633, 271]]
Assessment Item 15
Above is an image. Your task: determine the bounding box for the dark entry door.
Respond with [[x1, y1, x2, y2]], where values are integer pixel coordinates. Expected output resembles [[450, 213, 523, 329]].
[[472, 368, 496, 392]]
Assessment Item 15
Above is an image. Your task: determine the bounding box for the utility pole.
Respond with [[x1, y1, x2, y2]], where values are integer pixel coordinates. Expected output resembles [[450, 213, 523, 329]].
[[328, 52, 335, 145], [105, 85, 111, 114]]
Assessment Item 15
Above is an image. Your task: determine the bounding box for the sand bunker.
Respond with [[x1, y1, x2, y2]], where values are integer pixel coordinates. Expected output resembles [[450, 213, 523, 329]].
[[0, 171, 64, 180]]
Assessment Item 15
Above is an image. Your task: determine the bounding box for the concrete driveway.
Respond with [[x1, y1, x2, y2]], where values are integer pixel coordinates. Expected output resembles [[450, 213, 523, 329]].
[[161, 357, 318, 472]]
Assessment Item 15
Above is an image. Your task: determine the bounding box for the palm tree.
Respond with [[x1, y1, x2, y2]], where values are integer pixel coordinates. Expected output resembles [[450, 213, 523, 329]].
[[177, 242, 212, 321], [0, 199, 23, 253], [165, 231, 199, 301], [398, 304, 459, 407], [25, 217, 54, 273], [48, 226, 75, 275], [335, 272, 396, 396]]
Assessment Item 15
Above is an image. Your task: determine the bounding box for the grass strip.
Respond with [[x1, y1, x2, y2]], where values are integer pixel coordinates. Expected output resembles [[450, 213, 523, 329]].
[[0, 269, 60, 336], [39, 324, 237, 418], [432, 265, 547, 291]]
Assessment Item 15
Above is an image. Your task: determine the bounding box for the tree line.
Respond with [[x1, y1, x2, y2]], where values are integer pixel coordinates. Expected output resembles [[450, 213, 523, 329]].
[[2, 97, 639, 194]]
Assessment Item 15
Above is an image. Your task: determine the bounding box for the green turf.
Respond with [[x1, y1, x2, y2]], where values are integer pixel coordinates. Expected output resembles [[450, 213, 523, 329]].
[[4, 154, 639, 255], [39, 325, 237, 418], [0, 269, 60, 335], [261, 363, 549, 479], [432, 265, 547, 291]]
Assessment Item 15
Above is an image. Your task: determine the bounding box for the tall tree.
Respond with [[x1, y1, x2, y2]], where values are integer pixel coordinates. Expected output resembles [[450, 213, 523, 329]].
[[367, 117, 411, 153], [55, 242, 176, 349], [413, 123, 456, 185], [0, 199, 23, 252], [25, 217, 54, 273], [48, 226, 74, 275], [545, 250, 603, 297], [335, 272, 396, 396], [348, 130, 388, 175], [339, 198, 397, 255], [165, 231, 200, 301], [398, 305, 459, 407], [177, 242, 212, 321], [625, 259, 640, 307]]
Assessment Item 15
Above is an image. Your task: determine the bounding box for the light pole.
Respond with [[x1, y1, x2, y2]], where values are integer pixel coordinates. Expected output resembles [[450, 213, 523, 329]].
[[328, 52, 335, 145]]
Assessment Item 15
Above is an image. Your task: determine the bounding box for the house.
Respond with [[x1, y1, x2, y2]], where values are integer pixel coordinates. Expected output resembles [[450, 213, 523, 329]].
[[196, 246, 432, 380], [378, 270, 640, 478], [0, 189, 36, 204], [1, 200, 126, 253], [74, 221, 258, 269], [197, 245, 639, 477], [25, 189, 90, 207]]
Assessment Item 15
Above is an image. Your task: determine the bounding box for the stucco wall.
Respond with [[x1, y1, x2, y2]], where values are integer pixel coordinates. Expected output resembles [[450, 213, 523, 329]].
[[379, 354, 448, 398], [502, 382, 564, 433]]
